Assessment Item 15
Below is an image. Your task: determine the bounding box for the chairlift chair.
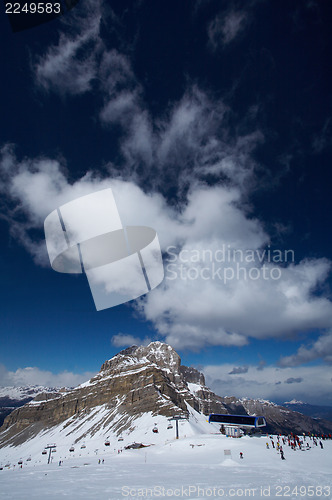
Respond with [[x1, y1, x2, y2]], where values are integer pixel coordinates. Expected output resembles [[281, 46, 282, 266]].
[[69, 446, 75, 452], [152, 424, 159, 433]]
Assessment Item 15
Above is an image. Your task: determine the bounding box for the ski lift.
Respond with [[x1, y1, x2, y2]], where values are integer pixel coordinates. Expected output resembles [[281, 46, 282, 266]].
[[52, 448, 56, 453], [69, 446, 75, 452], [104, 439, 110, 446], [18, 460, 23, 465], [118, 436, 124, 442], [42, 450, 47, 455], [167, 423, 173, 430], [152, 424, 159, 434], [80, 444, 86, 449], [27, 457, 31, 462]]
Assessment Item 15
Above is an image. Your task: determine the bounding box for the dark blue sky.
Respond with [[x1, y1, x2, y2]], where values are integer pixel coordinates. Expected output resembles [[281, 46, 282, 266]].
[[0, 0, 331, 405]]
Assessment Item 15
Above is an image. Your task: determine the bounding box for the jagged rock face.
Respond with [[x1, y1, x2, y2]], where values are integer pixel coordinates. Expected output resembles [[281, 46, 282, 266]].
[[180, 366, 205, 385]]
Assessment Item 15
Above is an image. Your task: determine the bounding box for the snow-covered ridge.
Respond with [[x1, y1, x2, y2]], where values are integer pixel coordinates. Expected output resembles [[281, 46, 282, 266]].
[[240, 397, 279, 407], [0, 386, 62, 401], [104, 342, 179, 370], [284, 399, 304, 405]]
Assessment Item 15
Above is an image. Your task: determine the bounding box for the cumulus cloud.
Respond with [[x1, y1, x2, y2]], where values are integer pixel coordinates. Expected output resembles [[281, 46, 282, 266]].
[[142, 249, 332, 350], [1, 140, 332, 351], [208, 10, 248, 49], [285, 377, 303, 384], [229, 366, 249, 374], [279, 332, 332, 367], [0, 364, 95, 388], [203, 364, 332, 405]]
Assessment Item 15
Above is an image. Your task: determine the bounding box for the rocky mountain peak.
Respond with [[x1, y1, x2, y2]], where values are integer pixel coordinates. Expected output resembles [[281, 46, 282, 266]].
[[99, 341, 181, 377]]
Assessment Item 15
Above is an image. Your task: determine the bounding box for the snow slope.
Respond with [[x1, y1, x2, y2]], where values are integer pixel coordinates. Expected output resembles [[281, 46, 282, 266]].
[[0, 433, 330, 500], [0, 407, 331, 500]]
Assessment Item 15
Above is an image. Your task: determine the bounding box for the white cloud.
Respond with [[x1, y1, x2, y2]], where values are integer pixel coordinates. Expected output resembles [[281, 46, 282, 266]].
[[141, 247, 332, 350], [229, 366, 249, 374], [203, 363, 332, 405], [1, 144, 332, 352], [0, 364, 95, 389], [3, 24, 332, 355], [35, 0, 102, 94], [111, 334, 151, 348], [279, 331, 332, 367], [32, 10, 262, 193], [208, 10, 248, 50], [285, 377, 303, 384], [312, 118, 332, 153]]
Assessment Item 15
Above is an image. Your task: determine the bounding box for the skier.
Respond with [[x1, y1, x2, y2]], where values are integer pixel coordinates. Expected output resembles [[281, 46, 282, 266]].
[[239, 452, 243, 459], [266, 442, 269, 449], [280, 449, 285, 460], [319, 441, 323, 449]]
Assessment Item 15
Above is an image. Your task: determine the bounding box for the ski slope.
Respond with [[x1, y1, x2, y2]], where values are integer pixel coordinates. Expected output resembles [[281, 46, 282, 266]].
[[0, 419, 331, 500]]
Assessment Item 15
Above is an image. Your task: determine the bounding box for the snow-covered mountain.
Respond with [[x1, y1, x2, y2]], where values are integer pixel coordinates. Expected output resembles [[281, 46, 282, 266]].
[[0, 386, 63, 427], [282, 400, 332, 422], [1, 342, 331, 458], [0, 385, 63, 401]]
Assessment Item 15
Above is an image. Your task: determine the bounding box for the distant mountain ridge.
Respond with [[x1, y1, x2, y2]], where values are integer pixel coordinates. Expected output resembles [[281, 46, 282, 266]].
[[0, 386, 64, 427], [1, 342, 332, 451], [281, 400, 332, 423]]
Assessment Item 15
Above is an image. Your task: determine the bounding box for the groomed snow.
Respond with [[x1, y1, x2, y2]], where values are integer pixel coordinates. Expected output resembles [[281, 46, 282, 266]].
[[1, 417, 331, 499]]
